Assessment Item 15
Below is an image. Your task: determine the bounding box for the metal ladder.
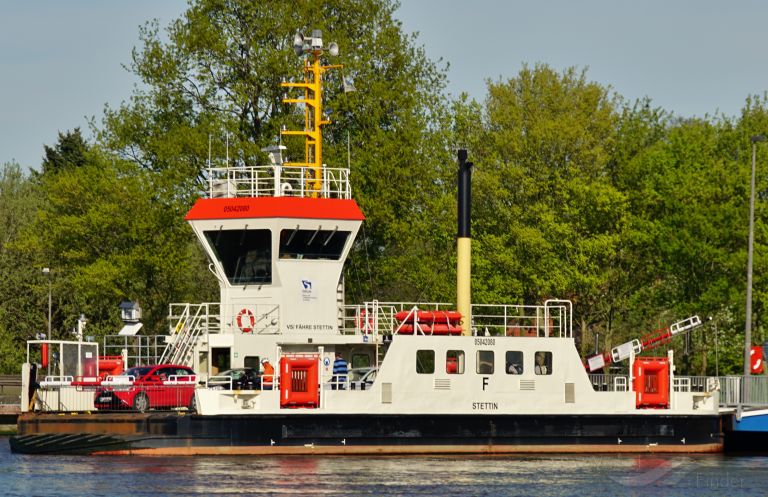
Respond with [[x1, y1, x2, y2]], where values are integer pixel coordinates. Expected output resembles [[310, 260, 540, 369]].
[[337, 276, 345, 330], [159, 304, 208, 366]]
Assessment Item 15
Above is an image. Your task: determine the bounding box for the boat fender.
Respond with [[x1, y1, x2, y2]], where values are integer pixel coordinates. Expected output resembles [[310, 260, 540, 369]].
[[41, 343, 49, 368], [237, 308, 256, 333]]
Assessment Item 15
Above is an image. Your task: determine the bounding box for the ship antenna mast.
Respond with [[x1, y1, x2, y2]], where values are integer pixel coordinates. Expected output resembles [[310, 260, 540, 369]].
[[281, 29, 341, 197]]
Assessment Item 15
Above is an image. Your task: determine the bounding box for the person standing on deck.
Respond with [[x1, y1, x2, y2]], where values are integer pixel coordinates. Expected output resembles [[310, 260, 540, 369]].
[[534, 352, 549, 375], [332, 352, 348, 390], [261, 358, 274, 390]]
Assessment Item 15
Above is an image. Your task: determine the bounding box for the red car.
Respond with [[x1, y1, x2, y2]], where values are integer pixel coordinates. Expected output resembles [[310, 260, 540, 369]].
[[94, 364, 197, 412]]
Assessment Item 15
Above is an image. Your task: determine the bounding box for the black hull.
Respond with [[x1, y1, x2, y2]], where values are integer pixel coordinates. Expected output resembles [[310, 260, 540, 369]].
[[10, 412, 723, 455], [723, 430, 768, 453]]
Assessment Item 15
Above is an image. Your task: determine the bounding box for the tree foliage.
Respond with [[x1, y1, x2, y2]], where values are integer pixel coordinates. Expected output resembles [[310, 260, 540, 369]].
[[456, 65, 768, 372], [0, 163, 42, 372], [97, 0, 454, 304], [3, 138, 216, 369], [40, 128, 89, 175], [463, 65, 626, 353]]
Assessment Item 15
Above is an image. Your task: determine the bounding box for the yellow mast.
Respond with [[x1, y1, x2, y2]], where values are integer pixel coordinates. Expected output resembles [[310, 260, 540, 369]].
[[281, 30, 341, 197]]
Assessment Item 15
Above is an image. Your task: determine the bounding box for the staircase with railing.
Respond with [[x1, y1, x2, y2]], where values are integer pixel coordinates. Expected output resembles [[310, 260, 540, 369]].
[[160, 303, 218, 366]]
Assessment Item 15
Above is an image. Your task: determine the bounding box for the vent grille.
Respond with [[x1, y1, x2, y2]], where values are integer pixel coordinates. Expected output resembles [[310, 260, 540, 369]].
[[565, 382, 575, 403], [520, 380, 535, 391], [381, 383, 392, 403], [434, 378, 451, 390]]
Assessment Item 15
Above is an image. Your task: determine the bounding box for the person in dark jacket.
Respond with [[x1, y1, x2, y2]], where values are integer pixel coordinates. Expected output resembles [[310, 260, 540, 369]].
[[332, 353, 348, 390]]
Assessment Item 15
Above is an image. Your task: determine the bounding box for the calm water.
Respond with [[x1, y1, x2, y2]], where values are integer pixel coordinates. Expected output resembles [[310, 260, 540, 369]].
[[1, 438, 766, 497]]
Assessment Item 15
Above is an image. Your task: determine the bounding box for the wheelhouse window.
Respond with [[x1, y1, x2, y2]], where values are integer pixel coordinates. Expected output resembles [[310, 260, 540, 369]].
[[505, 351, 524, 375], [205, 229, 271, 285], [535, 351, 553, 375], [446, 350, 464, 374], [416, 350, 435, 374], [476, 351, 494, 374], [279, 228, 350, 260]]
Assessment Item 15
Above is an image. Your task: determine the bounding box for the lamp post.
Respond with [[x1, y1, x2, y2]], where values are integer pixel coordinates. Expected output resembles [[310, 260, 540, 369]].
[[42, 267, 51, 338], [76, 314, 87, 342], [745, 135, 766, 376]]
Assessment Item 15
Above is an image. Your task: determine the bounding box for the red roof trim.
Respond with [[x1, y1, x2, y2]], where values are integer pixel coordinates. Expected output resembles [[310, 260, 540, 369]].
[[185, 197, 365, 221]]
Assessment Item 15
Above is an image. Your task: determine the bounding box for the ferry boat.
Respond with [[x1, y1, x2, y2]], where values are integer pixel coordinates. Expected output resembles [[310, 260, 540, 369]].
[[10, 30, 723, 455]]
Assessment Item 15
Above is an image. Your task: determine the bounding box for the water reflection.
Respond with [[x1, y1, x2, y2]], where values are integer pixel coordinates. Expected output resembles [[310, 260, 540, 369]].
[[2, 440, 767, 497]]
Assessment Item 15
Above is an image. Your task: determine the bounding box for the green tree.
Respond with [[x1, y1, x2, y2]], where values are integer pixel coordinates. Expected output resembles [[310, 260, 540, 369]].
[[40, 128, 89, 175], [14, 136, 216, 344], [465, 65, 629, 353], [0, 162, 43, 372], [593, 91, 768, 375], [96, 0, 453, 303]]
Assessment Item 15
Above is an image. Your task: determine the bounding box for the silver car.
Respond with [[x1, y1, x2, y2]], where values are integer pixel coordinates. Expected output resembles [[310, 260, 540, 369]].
[[348, 367, 378, 390]]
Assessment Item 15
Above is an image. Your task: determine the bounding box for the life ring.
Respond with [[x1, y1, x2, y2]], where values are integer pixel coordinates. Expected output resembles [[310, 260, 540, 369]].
[[237, 308, 256, 333]]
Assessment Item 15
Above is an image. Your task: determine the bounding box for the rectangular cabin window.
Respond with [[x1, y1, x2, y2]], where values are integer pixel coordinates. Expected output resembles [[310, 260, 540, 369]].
[[279, 229, 350, 260], [244, 356, 260, 369], [446, 350, 464, 374], [351, 353, 371, 369], [205, 229, 271, 285], [416, 350, 435, 374], [535, 351, 553, 375], [505, 351, 524, 374], [476, 350, 494, 375]]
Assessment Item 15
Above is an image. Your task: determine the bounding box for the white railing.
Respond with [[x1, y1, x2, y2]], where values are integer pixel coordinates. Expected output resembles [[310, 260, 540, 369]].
[[26, 340, 100, 382], [341, 301, 454, 335], [102, 335, 166, 368], [160, 302, 226, 367], [673, 376, 718, 393], [161, 304, 211, 365], [590, 375, 720, 394], [341, 300, 573, 338], [225, 303, 281, 335], [673, 377, 690, 392], [471, 300, 573, 338], [240, 305, 280, 335], [590, 374, 724, 397], [102, 375, 136, 385], [165, 374, 197, 385], [719, 375, 768, 407], [206, 165, 351, 199], [168, 303, 221, 335], [207, 375, 233, 389], [39, 376, 74, 387], [169, 302, 281, 339], [588, 374, 629, 392]]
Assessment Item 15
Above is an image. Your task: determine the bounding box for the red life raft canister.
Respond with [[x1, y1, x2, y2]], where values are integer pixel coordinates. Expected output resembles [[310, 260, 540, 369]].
[[632, 357, 670, 409]]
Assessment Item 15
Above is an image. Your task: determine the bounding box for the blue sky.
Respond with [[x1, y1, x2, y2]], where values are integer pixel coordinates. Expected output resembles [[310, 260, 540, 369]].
[[2, 1, 767, 169]]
